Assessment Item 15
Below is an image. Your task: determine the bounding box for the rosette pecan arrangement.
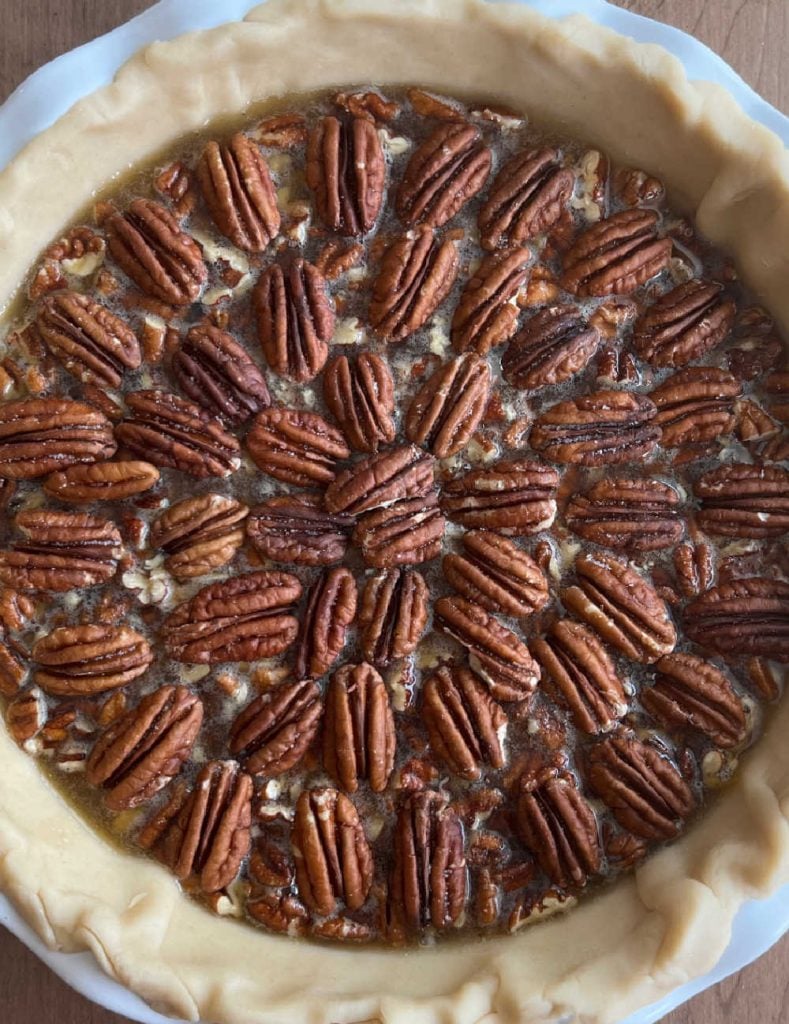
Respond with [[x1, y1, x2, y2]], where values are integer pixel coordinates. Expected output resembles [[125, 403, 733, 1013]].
[[0, 85, 786, 947]]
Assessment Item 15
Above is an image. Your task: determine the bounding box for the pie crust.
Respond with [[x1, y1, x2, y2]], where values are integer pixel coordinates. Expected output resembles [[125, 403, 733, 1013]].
[[1, 2, 788, 1022]]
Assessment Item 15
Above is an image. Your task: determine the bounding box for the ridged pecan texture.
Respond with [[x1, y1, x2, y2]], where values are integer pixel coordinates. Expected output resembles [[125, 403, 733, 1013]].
[[323, 662, 396, 793]]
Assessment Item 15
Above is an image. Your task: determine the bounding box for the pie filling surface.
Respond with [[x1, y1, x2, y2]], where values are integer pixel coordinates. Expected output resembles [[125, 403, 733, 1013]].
[[0, 85, 786, 946]]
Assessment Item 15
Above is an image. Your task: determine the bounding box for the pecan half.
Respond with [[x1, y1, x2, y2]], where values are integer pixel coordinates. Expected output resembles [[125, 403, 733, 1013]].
[[396, 123, 491, 228], [585, 733, 694, 840], [154, 760, 253, 892], [561, 209, 672, 296], [566, 478, 683, 553], [105, 198, 206, 304], [562, 551, 677, 663], [632, 279, 736, 367], [293, 788, 373, 915], [172, 324, 271, 425], [422, 663, 506, 779], [694, 463, 789, 540], [643, 652, 747, 749], [650, 367, 741, 448], [0, 510, 122, 591], [323, 662, 396, 793], [253, 259, 334, 382], [517, 767, 600, 888], [325, 444, 434, 514], [246, 494, 353, 566], [150, 494, 248, 579], [197, 133, 280, 251], [306, 115, 385, 235], [435, 595, 540, 702], [684, 577, 789, 662], [532, 620, 628, 734], [33, 624, 152, 696], [0, 398, 116, 479], [36, 290, 141, 388], [115, 390, 240, 478], [369, 228, 459, 343], [450, 249, 531, 355], [479, 147, 574, 251], [358, 568, 429, 665], [390, 790, 467, 930], [86, 685, 203, 810], [674, 541, 715, 600], [323, 352, 395, 453], [405, 353, 491, 457], [246, 408, 350, 487], [530, 390, 660, 466], [501, 306, 601, 390], [294, 567, 357, 679], [354, 492, 446, 567], [5, 690, 43, 743], [440, 459, 559, 534], [443, 531, 548, 617], [42, 460, 159, 503], [163, 571, 301, 663], [229, 678, 321, 776], [0, 637, 27, 697]]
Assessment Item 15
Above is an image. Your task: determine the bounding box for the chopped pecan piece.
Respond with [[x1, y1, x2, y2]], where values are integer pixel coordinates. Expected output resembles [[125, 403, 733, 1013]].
[[502, 306, 601, 390], [247, 891, 308, 935], [633, 280, 736, 367], [306, 115, 385, 235], [358, 568, 429, 665], [335, 90, 399, 123], [532, 620, 628, 734], [246, 407, 350, 487], [694, 463, 789, 539], [405, 353, 491, 457], [105, 198, 206, 304], [229, 678, 321, 776], [43, 460, 159, 503], [354, 492, 446, 567], [746, 657, 780, 702], [163, 571, 301, 663], [323, 662, 396, 793], [396, 123, 491, 228], [650, 366, 741, 448], [246, 494, 353, 566], [325, 444, 434, 514], [684, 577, 789, 662], [451, 249, 531, 355], [33, 624, 152, 696], [0, 639, 27, 697], [197, 133, 280, 251], [566, 478, 683, 553], [422, 663, 506, 779], [6, 690, 44, 743], [293, 788, 373, 916], [673, 542, 715, 599], [86, 685, 203, 810], [36, 290, 141, 388], [294, 567, 357, 680], [478, 147, 574, 250], [443, 531, 548, 617], [562, 551, 677, 663], [736, 400, 779, 445], [258, 113, 307, 148], [440, 459, 559, 535], [0, 398, 116, 479], [530, 390, 660, 466], [115, 390, 240, 478], [368, 227, 458, 342], [585, 732, 695, 840], [154, 161, 196, 219], [435, 595, 540, 702], [406, 88, 465, 121], [323, 352, 395, 453], [150, 494, 248, 579], [253, 259, 334, 382]]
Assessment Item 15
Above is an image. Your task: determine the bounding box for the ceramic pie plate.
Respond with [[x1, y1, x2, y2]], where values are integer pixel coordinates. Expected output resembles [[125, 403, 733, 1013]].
[[0, 2, 788, 1023]]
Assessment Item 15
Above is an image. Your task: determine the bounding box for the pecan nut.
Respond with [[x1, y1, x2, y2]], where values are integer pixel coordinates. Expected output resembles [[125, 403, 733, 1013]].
[[294, 567, 357, 679], [33, 624, 152, 695], [358, 568, 429, 665], [439, 459, 559, 534], [246, 494, 353, 566], [229, 678, 321, 776], [0, 398, 116, 479], [633, 280, 736, 368], [0, 639, 27, 697], [443, 530, 548, 617], [422, 663, 506, 779], [247, 892, 308, 935], [115, 390, 241, 478], [246, 407, 350, 486], [323, 352, 395, 453], [684, 577, 789, 662], [450, 249, 531, 355], [325, 444, 434, 514], [405, 353, 491, 457], [673, 541, 715, 600], [323, 662, 396, 793], [86, 684, 203, 810], [196, 133, 280, 251], [42, 460, 160, 503], [566, 478, 683, 553], [501, 305, 600, 390], [105, 198, 207, 304], [694, 463, 789, 540], [562, 551, 677, 663], [306, 115, 386, 235], [163, 571, 301, 663], [650, 367, 741, 448], [150, 493, 248, 579], [354, 492, 446, 567], [36, 290, 141, 388], [561, 209, 672, 296]]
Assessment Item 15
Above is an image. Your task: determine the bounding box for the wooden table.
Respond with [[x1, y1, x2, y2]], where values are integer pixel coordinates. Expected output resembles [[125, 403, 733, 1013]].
[[0, 1, 786, 1022]]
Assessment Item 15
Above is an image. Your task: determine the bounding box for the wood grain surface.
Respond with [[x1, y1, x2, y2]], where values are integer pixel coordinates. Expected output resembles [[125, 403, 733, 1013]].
[[0, 2, 787, 1023]]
